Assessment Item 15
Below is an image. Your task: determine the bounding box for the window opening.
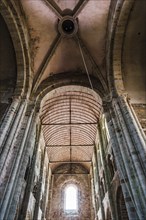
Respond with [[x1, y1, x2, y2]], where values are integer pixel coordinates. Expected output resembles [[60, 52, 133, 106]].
[[64, 184, 78, 214]]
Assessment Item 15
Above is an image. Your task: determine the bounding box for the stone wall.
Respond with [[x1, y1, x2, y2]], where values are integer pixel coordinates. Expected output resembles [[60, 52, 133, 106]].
[[48, 164, 92, 220], [132, 104, 146, 135]]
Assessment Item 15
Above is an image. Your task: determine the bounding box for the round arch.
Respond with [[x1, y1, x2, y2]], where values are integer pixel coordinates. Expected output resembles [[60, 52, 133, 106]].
[[111, 0, 134, 96], [0, 0, 31, 97], [110, 0, 146, 104], [107, 1, 135, 97], [33, 72, 105, 107]]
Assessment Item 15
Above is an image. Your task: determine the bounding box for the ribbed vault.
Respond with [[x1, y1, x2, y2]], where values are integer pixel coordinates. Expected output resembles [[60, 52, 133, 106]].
[[40, 86, 102, 169]]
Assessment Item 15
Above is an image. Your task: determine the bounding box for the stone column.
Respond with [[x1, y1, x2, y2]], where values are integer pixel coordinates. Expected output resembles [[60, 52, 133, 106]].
[[97, 123, 117, 220], [90, 165, 97, 220], [42, 165, 51, 220], [0, 97, 26, 171], [17, 117, 42, 220], [91, 162, 98, 216], [0, 100, 38, 220], [117, 96, 146, 172], [47, 174, 54, 220], [103, 96, 146, 220], [33, 148, 47, 220], [93, 146, 105, 220]]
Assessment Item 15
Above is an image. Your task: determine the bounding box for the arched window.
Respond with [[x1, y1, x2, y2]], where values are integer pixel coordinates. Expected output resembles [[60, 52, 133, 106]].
[[64, 184, 78, 214]]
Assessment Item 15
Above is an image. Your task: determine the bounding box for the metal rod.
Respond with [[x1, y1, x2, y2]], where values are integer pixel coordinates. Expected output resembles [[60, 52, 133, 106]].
[[42, 122, 97, 125], [49, 161, 91, 163], [46, 144, 94, 147], [70, 96, 72, 161], [52, 173, 89, 175]]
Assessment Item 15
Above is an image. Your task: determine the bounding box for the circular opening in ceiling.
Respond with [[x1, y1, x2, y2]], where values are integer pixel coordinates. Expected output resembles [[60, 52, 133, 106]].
[[58, 16, 78, 37], [62, 19, 75, 34]]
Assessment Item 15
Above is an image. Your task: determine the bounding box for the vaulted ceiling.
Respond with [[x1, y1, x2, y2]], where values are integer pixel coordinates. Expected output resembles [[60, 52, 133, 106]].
[[19, 0, 110, 169], [40, 86, 102, 170], [20, 0, 110, 93]]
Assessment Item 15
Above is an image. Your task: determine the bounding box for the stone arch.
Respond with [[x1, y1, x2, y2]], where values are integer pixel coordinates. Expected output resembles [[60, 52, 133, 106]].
[[52, 163, 89, 174], [33, 71, 105, 108], [111, 0, 134, 96], [107, 0, 135, 97], [109, 0, 146, 105], [116, 186, 129, 220], [0, 1, 31, 98]]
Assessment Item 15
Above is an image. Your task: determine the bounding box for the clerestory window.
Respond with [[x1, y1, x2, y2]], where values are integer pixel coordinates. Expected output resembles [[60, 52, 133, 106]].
[[64, 184, 78, 215]]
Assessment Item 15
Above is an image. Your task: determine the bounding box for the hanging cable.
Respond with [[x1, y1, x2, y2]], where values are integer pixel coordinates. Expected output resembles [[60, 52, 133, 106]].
[[77, 36, 94, 91], [77, 36, 103, 117]]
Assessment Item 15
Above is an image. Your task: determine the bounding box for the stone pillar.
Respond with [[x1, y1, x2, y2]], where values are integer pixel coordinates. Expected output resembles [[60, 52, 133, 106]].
[[90, 165, 96, 220], [18, 118, 42, 220], [47, 174, 54, 220], [97, 123, 117, 220], [0, 97, 25, 170], [93, 146, 105, 220], [103, 96, 146, 220], [42, 165, 51, 220], [91, 162, 97, 217], [117, 96, 146, 172], [33, 148, 46, 220], [0, 100, 38, 220]]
